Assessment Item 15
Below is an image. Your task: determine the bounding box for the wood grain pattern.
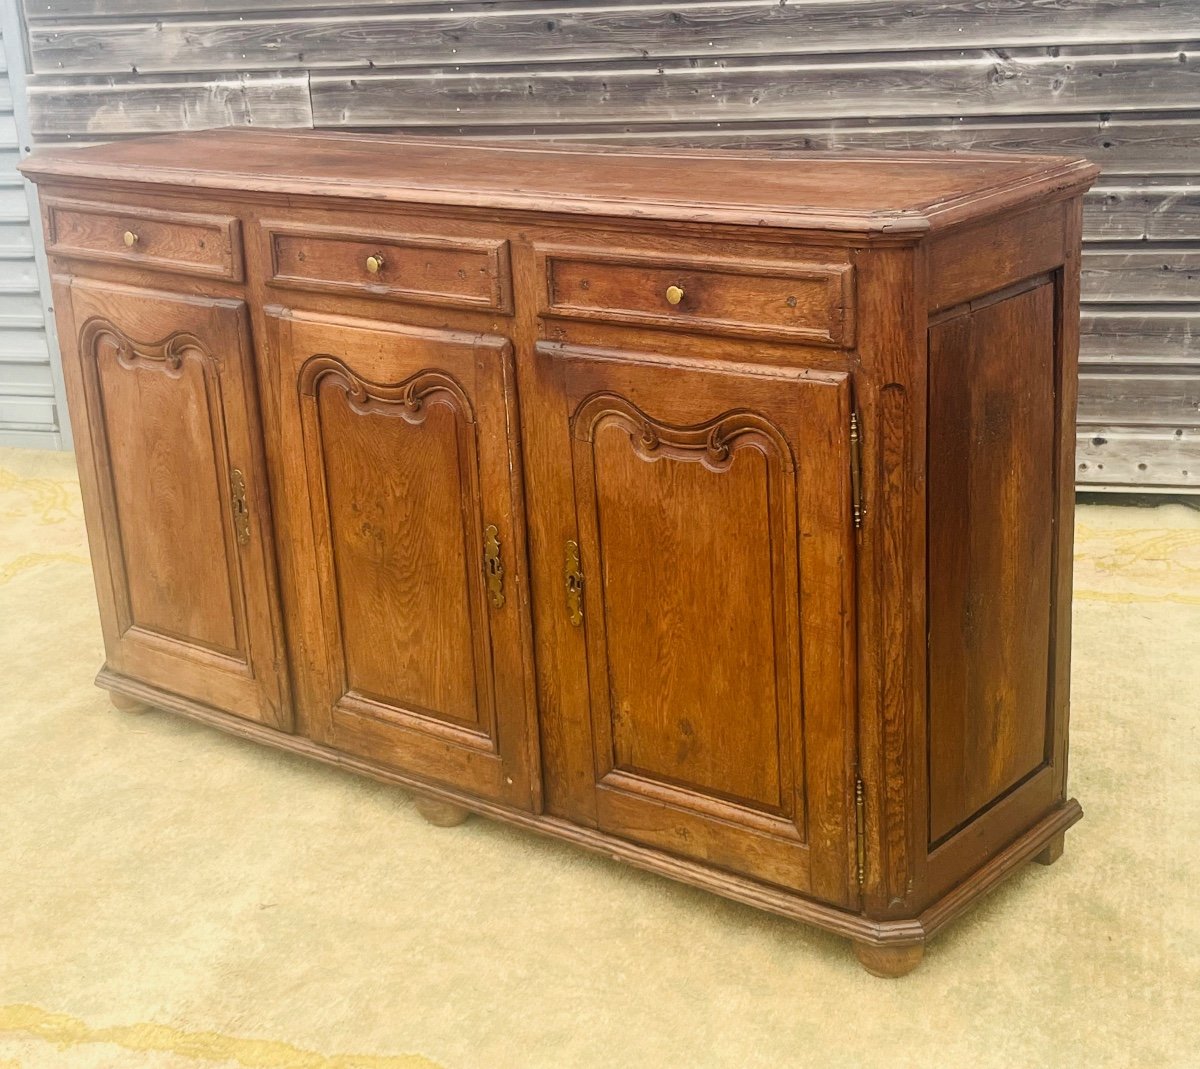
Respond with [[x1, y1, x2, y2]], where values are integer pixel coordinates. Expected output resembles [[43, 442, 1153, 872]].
[[25, 131, 1094, 973], [29, 1, 1200, 74], [1085, 182, 1200, 241], [264, 222, 511, 312], [308, 44, 1196, 128], [268, 307, 536, 809], [1078, 372, 1200, 426], [1082, 248, 1200, 302], [1081, 309, 1200, 366], [45, 195, 242, 281], [27, 71, 312, 136], [927, 200, 1065, 313], [1051, 199, 1083, 816], [549, 113, 1200, 177], [541, 248, 853, 346], [26, 0, 449, 16], [19, 129, 1098, 237], [53, 275, 287, 728], [16, 0, 1197, 490], [542, 343, 857, 904], [1076, 427, 1200, 487], [927, 282, 1056, 844]]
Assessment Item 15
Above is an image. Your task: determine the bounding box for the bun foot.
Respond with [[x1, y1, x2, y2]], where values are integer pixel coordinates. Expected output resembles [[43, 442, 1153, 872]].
[[414, 797, 471, 827], [852, 940, 925, 978], [109, 691, 148, 714], [1033, 830, 1066, 866]]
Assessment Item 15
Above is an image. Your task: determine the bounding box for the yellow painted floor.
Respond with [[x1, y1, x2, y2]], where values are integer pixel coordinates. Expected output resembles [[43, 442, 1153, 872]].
[[1, 446, 1198, 1068]]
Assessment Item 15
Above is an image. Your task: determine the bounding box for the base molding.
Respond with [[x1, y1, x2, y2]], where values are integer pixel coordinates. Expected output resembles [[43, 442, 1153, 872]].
[[96, 666, 1082, 959]]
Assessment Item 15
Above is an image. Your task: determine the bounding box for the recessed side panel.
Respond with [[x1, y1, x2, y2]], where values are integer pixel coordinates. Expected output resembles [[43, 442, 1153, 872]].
[[927, 281, 1057, 845]]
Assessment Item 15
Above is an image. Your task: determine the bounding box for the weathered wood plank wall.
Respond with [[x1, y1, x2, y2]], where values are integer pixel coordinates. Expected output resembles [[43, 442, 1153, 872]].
[[17, 0, 1200, 489], [0, 5, 64, 450]]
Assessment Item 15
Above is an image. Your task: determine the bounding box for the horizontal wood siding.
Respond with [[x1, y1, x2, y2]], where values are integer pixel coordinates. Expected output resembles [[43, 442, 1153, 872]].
[[16, 0, 1200, 487], [0, 13, 59, 449], [25, 3, 1200, 73]]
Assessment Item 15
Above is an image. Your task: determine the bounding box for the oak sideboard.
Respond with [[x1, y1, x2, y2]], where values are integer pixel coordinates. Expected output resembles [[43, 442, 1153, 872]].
[[21, 131, 1099, 977]]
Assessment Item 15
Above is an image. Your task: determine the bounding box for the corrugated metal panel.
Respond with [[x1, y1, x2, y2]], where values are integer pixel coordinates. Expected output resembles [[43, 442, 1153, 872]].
[[0, 10, 61, 449], [12, 0, 1200, 487]]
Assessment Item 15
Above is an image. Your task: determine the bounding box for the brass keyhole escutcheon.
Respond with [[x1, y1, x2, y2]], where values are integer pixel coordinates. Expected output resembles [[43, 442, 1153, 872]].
[[483, 523, 505, 609], [365, 254, 385, 274], [564, 540, 584, 626], [123, 230, 138, 247], [665, 284, 685, 306]]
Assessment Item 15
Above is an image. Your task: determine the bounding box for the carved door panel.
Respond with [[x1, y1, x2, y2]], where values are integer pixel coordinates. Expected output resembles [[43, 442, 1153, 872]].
[[542, 346, 858, 905], [55, 277, 288, 728], [269, 309, 535, 809]]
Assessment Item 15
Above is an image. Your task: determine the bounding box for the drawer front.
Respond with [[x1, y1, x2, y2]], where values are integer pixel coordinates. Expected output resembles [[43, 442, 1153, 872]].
[[540, 248, 855, 346], [45, 196, 242, 281], [264, 223, 512, 312]]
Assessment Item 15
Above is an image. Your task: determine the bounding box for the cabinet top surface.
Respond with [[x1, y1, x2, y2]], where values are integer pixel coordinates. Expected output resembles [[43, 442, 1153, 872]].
[[21, 128, 1099, 236]]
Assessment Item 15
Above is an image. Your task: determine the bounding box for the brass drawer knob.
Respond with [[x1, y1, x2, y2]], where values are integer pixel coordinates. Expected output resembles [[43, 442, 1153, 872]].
[[365, 254, 385, 274], [122, 230, 138, 247], [665, 284, 684, 306]]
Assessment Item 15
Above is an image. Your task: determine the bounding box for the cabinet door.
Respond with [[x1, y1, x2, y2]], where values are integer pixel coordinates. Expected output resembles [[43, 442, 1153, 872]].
[[540, 346, 858, 905], [269, 309, 535, 809], [55, 277, 288, 728]]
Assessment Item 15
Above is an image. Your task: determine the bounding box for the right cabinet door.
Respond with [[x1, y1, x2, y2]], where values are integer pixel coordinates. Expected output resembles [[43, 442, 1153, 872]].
[[539, 345, 859, 905]]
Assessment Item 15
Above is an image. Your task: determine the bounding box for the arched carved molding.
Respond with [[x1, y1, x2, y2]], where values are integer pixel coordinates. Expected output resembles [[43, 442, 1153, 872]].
[[79, 316, 211, 376], [572, 392, 795, 473], [298, 354, 475, 425]]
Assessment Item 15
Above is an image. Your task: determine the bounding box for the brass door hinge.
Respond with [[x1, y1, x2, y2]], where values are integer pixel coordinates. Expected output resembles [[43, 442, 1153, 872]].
[[483, 523, 505, 609], [230, 468, 250, 546], [849, 411, 864, 530], [855, 776, 866, 889]]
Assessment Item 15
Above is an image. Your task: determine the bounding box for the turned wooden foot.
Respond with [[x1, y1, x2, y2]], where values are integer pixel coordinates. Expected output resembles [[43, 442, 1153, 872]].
[[413, 797, 471, 827], [852, 940, 925, 978], [1033, 830, 1066, 866], [109, 691, 148, 714]]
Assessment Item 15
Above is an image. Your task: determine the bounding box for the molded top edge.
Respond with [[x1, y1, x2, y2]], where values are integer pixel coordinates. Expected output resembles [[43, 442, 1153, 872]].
[[20, 128, 1101, 236]]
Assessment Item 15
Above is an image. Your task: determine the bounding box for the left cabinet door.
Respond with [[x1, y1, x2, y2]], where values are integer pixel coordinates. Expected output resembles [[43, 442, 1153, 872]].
[[266, 309, 536, 809], [56, 277, 289, 729]]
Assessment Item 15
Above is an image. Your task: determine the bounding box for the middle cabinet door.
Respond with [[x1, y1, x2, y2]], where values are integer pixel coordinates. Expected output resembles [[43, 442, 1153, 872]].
[[269, 309, 537, 810]]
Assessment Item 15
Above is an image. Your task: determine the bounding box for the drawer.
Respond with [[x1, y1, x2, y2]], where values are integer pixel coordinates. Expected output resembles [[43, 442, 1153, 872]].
[[539, 248, 855, 346], [44, 196, 243, 281], [263, 223, 512, 312]]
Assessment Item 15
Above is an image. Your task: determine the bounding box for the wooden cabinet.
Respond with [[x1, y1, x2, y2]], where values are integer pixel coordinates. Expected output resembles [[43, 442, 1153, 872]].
[[536, 345, 858, 906], [23, 130, 1099, 977], [267, 309, 535, 808], [54, 277, 287, 728]]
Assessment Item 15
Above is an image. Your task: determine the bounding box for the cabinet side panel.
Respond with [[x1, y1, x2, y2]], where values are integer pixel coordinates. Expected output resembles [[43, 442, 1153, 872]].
[[927, 281, 1056, 845]]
